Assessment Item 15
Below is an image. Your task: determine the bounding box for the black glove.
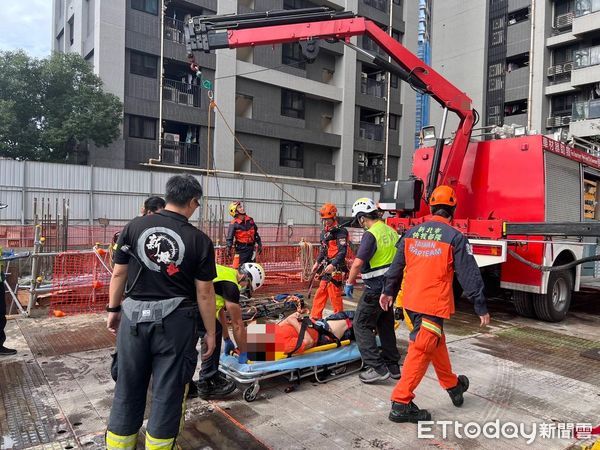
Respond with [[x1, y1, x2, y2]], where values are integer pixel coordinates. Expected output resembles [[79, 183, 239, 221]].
[[257, 244, 263, 255], [394, 307, 403, 321]]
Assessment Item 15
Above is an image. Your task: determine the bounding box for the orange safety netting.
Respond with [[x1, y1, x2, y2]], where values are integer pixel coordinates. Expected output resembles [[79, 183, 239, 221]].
[[49, 248, 111, 316], [49, 243, 356, 316]]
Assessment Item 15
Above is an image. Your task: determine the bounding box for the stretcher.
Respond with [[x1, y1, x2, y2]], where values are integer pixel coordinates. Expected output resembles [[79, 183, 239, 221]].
[[219, 341, 363, 402]]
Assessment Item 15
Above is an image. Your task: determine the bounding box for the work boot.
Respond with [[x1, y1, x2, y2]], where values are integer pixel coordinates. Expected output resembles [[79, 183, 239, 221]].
[[387, 364, 401, 380], [0, 346, 16, 356], [389, 401, 432, 423], [447, 375, 469, 407], [198, 373, 237, 399], [359, 366, 390, 384]]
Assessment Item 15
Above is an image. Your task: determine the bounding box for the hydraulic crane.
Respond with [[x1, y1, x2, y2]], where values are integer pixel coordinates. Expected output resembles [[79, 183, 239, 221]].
[[185, 7, 476, 203]]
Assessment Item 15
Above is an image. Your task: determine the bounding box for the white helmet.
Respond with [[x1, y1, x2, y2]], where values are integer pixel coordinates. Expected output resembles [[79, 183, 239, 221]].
[[351, 197, 378, 218], [239, 263, 265, 291]]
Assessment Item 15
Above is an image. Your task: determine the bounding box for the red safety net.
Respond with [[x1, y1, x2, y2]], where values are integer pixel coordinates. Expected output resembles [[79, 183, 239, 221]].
[[49, 248, 111, 316], [48, 243, 357, 316]]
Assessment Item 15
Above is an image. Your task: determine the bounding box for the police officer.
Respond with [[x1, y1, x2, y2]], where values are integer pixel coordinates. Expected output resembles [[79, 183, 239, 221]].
[[105, 174, 217, 450], [226, 201, 262, 265], [345, 198, 401, 383], [380, 185, 490, 423], [194, 262, 265, 398], [310, 203, 348, 319]]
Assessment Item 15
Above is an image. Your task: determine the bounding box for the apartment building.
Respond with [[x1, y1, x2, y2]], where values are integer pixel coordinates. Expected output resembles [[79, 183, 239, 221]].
[[51, 0, 418, 184], [429, 0, 600, 147]]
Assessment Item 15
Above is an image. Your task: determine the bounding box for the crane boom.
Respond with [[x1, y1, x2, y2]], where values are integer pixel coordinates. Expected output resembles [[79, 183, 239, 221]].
[[186, 8, 475, 201]]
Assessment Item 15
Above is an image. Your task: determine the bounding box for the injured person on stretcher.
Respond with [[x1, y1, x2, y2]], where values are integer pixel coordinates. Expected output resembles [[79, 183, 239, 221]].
[[276, 311, 355, 356]]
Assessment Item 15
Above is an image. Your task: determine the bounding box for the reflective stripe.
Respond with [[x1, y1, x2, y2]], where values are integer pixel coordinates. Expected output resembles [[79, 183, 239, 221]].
[[106, 431, 137, 450], [360, 266, 390, 279], [145, 433, 175, 449], [422, 319, 442, 337]]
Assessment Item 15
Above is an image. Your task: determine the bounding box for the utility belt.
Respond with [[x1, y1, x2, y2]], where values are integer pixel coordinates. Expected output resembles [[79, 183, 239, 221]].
[[123, 297, 195, 336], [318, 260, 347, 286]]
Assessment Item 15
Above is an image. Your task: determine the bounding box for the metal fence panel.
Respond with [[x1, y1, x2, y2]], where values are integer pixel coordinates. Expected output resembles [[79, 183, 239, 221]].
[[245, 180, 281, 201], [27, 161, 90, 191], [0, 159, 23, 187]]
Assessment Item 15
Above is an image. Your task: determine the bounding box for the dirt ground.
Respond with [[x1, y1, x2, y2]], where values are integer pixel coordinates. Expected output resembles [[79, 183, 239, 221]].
[[0, 291, 599, 449]]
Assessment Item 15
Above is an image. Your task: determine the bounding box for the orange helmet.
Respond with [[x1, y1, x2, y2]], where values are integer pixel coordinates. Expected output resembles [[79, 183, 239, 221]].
[[319, 203, 338, 219], [429, 185, 457, 207]]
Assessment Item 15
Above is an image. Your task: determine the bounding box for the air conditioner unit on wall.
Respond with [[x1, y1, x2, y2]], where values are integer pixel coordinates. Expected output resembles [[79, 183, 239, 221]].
[[562, 62, 573, 72], [163, 86, 176, 102], [554, 12, 573, 29], [178, 92, 194, 106], [547, 66, 556, 77], [163, 132, 180, 143]]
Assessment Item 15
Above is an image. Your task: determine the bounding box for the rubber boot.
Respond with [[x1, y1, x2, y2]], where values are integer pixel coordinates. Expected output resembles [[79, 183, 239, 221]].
[[447, 374, 469, 407], [388, 401, 432, 423]]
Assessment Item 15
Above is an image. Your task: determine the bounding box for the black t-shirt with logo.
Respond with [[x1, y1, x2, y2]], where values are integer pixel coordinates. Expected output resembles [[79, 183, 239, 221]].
[[113, 210, 217, 301]]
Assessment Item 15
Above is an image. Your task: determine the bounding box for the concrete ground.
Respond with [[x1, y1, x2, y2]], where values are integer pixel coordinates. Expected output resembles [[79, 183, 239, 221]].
[[0, 291, 599, 450]]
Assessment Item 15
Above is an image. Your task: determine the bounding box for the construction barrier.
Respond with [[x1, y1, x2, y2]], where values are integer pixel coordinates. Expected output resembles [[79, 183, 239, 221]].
[[48, 242, 356, 316]]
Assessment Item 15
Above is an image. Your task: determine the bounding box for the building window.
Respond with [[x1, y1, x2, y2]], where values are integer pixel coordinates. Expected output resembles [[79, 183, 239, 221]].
[[130, 51, 157, 78], [84, 50, 94, 68], [129, 115, 156, 140], [236, 93, 253, 118], [283, 0, 313, 8], [390, 74, 399, 88], [131, 0, 158, 15], [282, 43, 306, 70], [393, 0, 401, 5], [391, 29, 401, 42], [492, 17, 504, 30], [389, 114, 399, 130], [68, 17, 74, 46], [488, 77, 503, 91], [280, 141, 304, 168], [491, 30, 504, 45], [281, 89, 305, 119]]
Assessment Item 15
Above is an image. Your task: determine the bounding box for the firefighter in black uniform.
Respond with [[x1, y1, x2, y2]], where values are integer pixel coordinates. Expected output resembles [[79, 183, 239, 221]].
[[226, 201, 262, 266], [106, 174, 217, 450], [310, 203, 348, 319]]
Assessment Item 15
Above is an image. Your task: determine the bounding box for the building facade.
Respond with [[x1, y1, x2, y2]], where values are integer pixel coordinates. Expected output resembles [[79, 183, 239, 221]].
[[52, 0, 418, 184], [429, 0, 600, 147]]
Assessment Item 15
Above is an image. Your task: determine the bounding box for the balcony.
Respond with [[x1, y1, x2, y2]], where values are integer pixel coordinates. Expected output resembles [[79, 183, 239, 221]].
[[164, 17, 185, 44], [361, 78, 385, 97], [573, 6, 600, 36], [546, 115, 572, 128], [546, 61, 573, 85], [572, 98, 600, 121], [161, 139, 201, 167], [357, 165, 383, 184], [163, 80, 201, 108], [362, 0, 387, 12], [359, 121, 384, 141]]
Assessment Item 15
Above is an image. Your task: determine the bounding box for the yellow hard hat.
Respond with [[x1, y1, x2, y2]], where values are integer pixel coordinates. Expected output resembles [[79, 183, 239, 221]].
[[228, 201, 241, 217]]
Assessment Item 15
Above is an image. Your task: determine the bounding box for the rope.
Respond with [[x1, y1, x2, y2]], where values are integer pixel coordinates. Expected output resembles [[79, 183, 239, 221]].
[[211, 100, 319, 212], [299, 240, 314, 281]]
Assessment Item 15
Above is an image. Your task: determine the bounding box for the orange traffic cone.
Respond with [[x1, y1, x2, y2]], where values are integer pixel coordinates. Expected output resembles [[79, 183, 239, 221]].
[[232, 253, 240, 269]]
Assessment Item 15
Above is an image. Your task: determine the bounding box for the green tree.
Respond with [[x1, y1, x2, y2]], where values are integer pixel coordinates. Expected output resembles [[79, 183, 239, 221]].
[[0, 51, 122, 162]]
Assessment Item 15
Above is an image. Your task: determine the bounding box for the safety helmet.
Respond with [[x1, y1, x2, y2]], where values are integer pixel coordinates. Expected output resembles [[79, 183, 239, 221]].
[[239, 262, 265, 291], [351, 197, 378, 218], [429, 185, 457, 207], [319, 203, 338, 219], [228, 201, 241, 217]]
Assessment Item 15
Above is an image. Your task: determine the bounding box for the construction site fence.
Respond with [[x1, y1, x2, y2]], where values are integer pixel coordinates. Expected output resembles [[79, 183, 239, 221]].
[[46, 243, 357, 316], [0, 224, 327, 251]]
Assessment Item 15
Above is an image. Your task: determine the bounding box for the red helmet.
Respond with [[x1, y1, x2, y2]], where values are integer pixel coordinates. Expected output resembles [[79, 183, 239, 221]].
[[429, 185, 457, 207], [319, 203, 338, 219]]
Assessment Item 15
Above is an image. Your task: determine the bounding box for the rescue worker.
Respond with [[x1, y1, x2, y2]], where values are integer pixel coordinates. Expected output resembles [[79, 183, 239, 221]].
[[192, 262, 265, 399], [310, 203, 348, 319], [141, 196, 166, 216], [345, 198, 401, 383], [105, 174, 217, 450], [380, 185, 490, 423], [226, 201, 262, 266]]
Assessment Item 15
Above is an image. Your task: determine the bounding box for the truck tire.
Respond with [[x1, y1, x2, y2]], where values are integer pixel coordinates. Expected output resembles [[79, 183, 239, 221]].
[[532, 271, 572, 322], [512, 291, 535, 318]]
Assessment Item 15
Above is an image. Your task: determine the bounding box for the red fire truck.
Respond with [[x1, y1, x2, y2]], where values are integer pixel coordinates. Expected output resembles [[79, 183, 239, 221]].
[[185, 7, 600, 322]]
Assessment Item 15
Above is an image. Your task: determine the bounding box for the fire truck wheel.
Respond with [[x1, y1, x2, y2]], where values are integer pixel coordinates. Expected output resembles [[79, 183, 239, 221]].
[[533, 270, 573, 322], [512, 291, 535, 318]]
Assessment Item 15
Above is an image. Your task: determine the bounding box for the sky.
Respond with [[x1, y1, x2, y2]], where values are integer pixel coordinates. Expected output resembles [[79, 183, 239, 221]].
[[0, 1, 52, 58]]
